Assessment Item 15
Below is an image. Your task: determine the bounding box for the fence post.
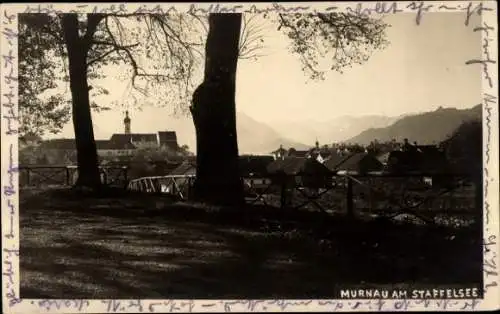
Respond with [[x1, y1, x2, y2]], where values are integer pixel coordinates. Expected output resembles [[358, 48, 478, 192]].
[[66, 167, 70, 185], [280, 177, 287, 209], [369, 185, 374, 211], [187, 177, 193, 199], [123, 167, 128, 189], [346, 177, 354, 218], [102, 169, 108, 185]]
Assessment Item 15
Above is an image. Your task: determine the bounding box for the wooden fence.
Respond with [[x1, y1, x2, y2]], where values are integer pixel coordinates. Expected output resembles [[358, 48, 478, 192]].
[[127, 172, 478, 224], [18, 165, 129, 188], [17, 165, 478, 225]]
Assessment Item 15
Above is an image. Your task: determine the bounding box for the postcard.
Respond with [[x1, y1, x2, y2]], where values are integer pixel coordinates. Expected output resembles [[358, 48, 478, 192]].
[[1, 1, 499, 313]]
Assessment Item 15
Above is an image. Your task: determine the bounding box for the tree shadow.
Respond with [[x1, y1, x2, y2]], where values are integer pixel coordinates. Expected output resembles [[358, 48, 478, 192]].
[[20, 188, 483, 299]]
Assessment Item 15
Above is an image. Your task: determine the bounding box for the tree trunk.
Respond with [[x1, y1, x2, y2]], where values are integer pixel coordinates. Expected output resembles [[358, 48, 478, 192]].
[[61, 14, 101, 190], [190, 14, 244, 207]]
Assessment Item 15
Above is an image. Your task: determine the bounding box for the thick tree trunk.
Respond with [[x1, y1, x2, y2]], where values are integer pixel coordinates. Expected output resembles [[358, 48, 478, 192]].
[[190, 14, 244, 207], [61, 14, 101, 190]]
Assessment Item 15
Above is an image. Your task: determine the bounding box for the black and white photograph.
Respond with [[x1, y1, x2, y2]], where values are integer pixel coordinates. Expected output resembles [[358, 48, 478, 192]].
[[1, 1, 499, 312]]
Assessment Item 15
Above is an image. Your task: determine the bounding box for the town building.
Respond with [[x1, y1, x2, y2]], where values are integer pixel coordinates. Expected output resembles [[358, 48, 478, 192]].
[[271, 140, 332, 164], [37, 111, 181, 158]]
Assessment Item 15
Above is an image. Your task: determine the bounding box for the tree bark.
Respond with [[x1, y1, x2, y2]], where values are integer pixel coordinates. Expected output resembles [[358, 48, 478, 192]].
[[190, 14, 244, 207], [61, 14, 101, 190]]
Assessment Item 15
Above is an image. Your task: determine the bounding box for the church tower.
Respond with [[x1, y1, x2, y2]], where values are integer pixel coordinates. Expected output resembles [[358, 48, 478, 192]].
[[124, 111, 131, 134]]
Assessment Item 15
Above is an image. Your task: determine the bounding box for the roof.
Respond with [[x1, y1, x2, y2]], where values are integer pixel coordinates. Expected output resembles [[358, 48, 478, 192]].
[[323, 153, 352, 171], [266, 157, 332, 176], [290, 150, 309, 158], [110, 133, 158, 144], [319, 150, 332, 158], [150, 160, 182, 175], [95, 140, 136, 150], [169, 161, 196, 176], [40, 138, 138, 151], [158, 131, 178, 149], [417, 145, 440, 154], [335, 153, 382, 172], [39, 139, 76, 150], [376, 152, 391, 164], [239, 155, 275, 176], [309, 152, 319, 160], [158, 131, 177, 142]]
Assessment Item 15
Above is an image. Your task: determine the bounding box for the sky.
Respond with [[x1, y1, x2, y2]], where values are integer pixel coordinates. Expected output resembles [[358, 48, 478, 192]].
[[44, 11, 482, 140]]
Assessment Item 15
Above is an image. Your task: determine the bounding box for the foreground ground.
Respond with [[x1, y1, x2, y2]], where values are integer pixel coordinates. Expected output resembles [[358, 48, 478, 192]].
[[20, 188, 482, 299]]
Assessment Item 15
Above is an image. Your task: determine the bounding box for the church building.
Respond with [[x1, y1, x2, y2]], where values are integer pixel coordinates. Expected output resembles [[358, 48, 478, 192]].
[[107, 110, 180, 152], [38, 111, 181, 158]]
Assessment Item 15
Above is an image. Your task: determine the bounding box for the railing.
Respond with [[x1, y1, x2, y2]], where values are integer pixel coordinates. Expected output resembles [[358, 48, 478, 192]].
[[127, 172, 478, 225], [18, 165, 129, 188], [128, 175, 196, 200]]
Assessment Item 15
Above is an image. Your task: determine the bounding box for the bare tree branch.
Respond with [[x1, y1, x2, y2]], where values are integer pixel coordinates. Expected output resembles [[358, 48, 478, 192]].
[[239, 14, 269, 59], [86, 42, 139, 67]]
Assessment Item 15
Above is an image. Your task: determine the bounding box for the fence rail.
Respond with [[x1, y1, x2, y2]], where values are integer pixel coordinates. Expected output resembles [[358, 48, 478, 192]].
[[18, 165, 129, 188], [18, 165, 477, 225], [127, 172, 478, 225]]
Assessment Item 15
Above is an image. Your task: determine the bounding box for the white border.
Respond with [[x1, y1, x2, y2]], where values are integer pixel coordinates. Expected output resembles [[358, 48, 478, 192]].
[[1, 2, 499, 313]]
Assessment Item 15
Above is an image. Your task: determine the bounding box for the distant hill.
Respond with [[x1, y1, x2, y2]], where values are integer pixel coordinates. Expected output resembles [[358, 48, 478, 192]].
[[271, 115, 400, 144], [236, 113, 309, 154], [347, 105, 482, 145]]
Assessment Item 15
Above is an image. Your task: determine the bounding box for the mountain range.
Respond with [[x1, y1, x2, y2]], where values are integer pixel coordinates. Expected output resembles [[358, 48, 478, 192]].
[[347, 105, 482, 145], [236, 113, 310, 154], [270, 115, 403, 145], [217, 105, 480, 153], [52, 105, 482, 154]]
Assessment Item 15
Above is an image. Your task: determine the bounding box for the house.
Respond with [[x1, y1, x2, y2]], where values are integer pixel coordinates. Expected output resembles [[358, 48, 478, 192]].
[[418, 146, 449, 172], [239, 155, 275, 177], [40, 138, 138, 158], [387, 150, 422, 174], [36, 139, 77, 165], [310, 150, 332, 164], [376, 152, 391, 167], [39, 111, 184, 160], [266, 157, 333, 188], [109, 133, 158, 149], [149, 160, 182, 176], [323, 152, 352, 172], [239, 155, 274, 190], [158, 131, 179, 151], [287, 148, 309, 158], [39, 138, 76, 151], [169, 161, 197, 176], [333, 152, 384, 175], [109, 110, 180, 150], [164, 156, 274, 192], [271, 145, 287, 160], [387, 145, 449, 175], [273, 140, 332, 163], [95, 140, 136, 157]]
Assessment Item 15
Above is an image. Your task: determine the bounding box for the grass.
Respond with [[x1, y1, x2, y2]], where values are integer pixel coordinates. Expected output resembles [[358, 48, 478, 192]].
[[20, 187, 482, 299]]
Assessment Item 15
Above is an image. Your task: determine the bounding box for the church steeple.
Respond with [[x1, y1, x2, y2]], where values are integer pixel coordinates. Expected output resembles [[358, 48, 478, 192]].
[[124, 111, 131, 134]]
